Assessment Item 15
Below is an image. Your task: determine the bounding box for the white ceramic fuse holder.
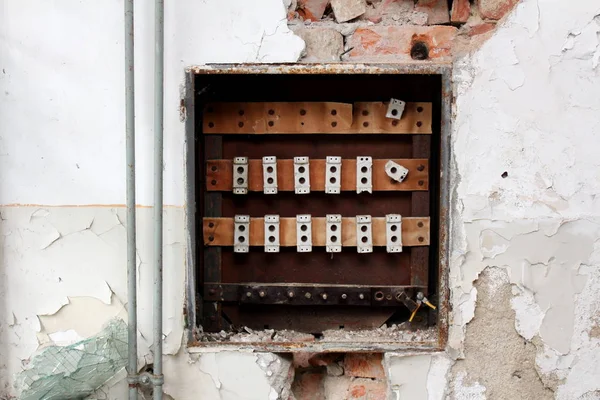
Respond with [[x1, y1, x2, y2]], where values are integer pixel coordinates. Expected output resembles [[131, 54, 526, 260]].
[[356, 156, 372, 194], [386, 98, 405, 120], [233, 157, 249, 194], [384, 160, 409, 183], [294, 157, 310, 194], [356, 215, 373, 253], [325, 156, 342, 194], [233, 215, 250, 253], [326, 214, 342, 253], [385, 214, 403, 253], [296, 214, 312, 252], [264, 215, 280, 253], [262, 156, 278, 194]]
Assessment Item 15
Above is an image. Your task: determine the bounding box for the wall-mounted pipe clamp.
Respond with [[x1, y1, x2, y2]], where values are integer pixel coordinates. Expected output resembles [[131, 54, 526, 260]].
[[262, 156, 278, 194]]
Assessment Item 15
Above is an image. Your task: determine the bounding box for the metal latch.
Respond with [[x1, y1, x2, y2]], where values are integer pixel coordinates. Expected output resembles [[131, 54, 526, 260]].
[[385, 214, 403, 253], [325, 156, 341, 194], [233, 215, 250, 253], [384, 160, 408, 183], [386, 98, 405, 120], [264, 215, 280, 253], [262, 156, 278, 194], [294, 157, 310, 194], [356, 215, 372, 253], [296, 214, 312, 252], [326, 214, 342, 253], [356, 156, 372, 194], [232, 157, 248, 194]]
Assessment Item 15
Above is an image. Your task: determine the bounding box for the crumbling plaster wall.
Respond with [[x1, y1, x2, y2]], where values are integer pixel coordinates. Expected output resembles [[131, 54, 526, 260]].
[[1, 0, 600, 399]]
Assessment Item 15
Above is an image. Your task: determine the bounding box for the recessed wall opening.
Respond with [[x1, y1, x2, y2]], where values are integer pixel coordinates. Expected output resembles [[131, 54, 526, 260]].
[[189, 65, 450, 351]]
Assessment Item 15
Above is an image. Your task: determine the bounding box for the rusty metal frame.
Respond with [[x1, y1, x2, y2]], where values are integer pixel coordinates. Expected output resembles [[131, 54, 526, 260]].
[[185, 62, 452, 353]]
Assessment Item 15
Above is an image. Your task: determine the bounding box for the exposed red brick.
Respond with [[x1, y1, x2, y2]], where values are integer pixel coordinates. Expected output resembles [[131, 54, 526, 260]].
[[308, 353, 342, 367], [291, 371, 325, 400], [415, 0, 450, 25], [297, 0, 330, 21], [348, 379, 387, 400], [343, 353, 385, 379], [451, 0, 471, 23], [346, 25, 457, 62], [467, 22, 496, 36], [478, 0, 519, 20]]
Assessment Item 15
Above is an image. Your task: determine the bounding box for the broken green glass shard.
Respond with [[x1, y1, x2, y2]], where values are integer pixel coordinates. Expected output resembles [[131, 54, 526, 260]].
[[18, 318, 128, 400]]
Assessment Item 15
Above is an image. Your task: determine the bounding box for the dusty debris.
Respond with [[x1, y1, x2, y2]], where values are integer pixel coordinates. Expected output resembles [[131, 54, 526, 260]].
[[330, 0, 367, 23], [196, 323, 436, 344]]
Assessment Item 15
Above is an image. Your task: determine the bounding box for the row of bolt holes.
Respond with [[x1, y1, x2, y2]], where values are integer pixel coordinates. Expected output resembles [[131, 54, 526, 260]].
[[205, 107, 425, 129], [209, 221, 425, 243], [246, 290, 398, 302], [216, 165, 425, 186]]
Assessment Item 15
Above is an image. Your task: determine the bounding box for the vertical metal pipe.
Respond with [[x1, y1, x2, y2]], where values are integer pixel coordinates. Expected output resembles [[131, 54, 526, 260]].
[[125, 0, 138, 399], [153, 0, 165, 398]]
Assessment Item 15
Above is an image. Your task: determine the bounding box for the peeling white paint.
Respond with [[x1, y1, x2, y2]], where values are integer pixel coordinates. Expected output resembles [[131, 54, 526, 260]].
[[449, 0, 600, 397]]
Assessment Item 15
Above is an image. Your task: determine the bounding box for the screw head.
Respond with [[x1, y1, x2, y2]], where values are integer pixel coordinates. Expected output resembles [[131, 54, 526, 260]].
[[321, 293, 328, 300], [288, 291, 295, 298], [359, 293, 365, 300], [208, 289, 216, 295], [341, 294, 347, 300], [305, 292, 312, 299], [259, 291, 266, 298], [246, 292, 252, 298]]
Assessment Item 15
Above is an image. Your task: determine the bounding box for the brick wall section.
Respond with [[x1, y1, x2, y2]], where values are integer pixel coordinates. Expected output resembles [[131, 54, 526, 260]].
[[292, 353, 387, 399], [346, 25, 458, 62], [415, 0, 450, 25], [478, 0, 520, 20], [297, 0, 330, 20], [451, 0, 471, 23]]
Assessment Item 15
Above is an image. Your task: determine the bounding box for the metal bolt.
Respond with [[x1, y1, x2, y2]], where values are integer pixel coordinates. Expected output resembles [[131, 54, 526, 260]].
[[259, 291, 266, 298], [288, 291, 295, 298], [417, 164, 425, 172], [417, 292, 424, 301], [359, 293, 365, 300], [322, 293, 328, 300], [305, 292, 312, 299], [341, 294, 347, 300], [246, 292, 252, 298], [140, 375, 150, 385]]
